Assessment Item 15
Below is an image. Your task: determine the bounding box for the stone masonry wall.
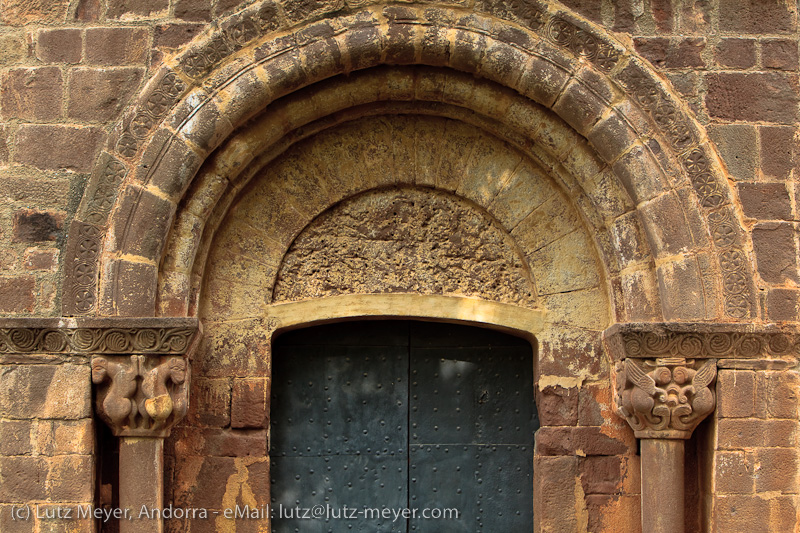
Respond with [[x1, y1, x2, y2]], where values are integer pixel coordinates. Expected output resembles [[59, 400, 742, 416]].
[[0, 1, 799, 532]]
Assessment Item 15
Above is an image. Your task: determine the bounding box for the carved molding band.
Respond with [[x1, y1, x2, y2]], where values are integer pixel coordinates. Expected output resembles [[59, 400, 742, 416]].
[[614, 358, 717, 439], [92, 355, 189, 437], [0, 318, 199, 355], [603, 323, 800, 360]]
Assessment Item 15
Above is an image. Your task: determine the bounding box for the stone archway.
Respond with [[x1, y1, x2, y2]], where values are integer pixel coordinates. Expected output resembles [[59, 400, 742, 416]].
[[63, 3, 769, 532]]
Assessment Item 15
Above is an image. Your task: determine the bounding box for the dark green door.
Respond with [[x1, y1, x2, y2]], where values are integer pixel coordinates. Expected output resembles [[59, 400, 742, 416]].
[[270, 321, 538, 532]]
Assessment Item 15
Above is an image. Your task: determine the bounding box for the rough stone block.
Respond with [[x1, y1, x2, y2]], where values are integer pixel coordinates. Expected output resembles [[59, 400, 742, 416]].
[[639, 192, 694, 259], [718, 418, 798, 449], [755, 447, 798, 492], [188, 378, 231, 427], [737, 183, 791, 221], [15, 125, 104, 172], [716, 451, 754, 494], [763, 39, 799, 71], [656, 255, 706, 321], [174, 0, 212, 21], [0, 67, 62, 121], [22, 248, 58, 271], [760, 126, 797, 179], [171, 427, 266, 458], [0, 0, 69, 25], [36, 420, 93, 456], [0, 420, 31, 456], [580, 455, 622, 495], [535, 426, 628, 456], [85, 27, 149, 65], [718, 370, 756, 418], [12, 210, 64, 243], [752, 222, 799, 284], [765, 370, 800, 419], [231, 378, 268, 429], [106, 0, 168, 18], [706, 73, 798, 124], [715, 38, 756, 68], [35, 29, 81, 63], [534, 456, 578, 531], [0, 457, 48, 502], [46, 455, 93, 502], [708, 124, 757, 181], [536, 385, 578, 427], [194, 320, 271, 379], [766, 288, 799, 322], [67, 67, 144, 123], [612, 144, 667, 205], [719, 0, 796, 33], [552, 78, 609, 136], [0, 365, 91, 420], [0, 277, 35, 313]]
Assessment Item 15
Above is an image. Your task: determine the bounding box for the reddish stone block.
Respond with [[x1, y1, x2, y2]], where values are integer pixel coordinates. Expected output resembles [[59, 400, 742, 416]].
[[15, 124, 104, 172], [85, 27, 149, 65], [766, 288, 799, 322], [74, 0, 100, 21], [580, 455, 622, 495], [0, 67, 62, 121], [174, 0, 211, 21], [715, 38, 756, 69], [214, 0, 249, 17], [106, 0, 168, 18], [760, 126, 796, 179], [171, 427, 266, 457], [0, 276, 35, 313], [718, 370, 756, 418], [706, 73, 799, 124], [716, 451, 755, 494], [35, 29, 81, 63], [187, 378, 231, 427], [755, 447, 798, 492], [12, 210, 64, 243], [535, 426, 628, 456], [752, 222, 799, 284], [736, 183, 791, 220], [155, 23, 204, 49], [651, 0, 673, 32], [22, 248, 58, 271], [763, 39, 799, 71], [719, 0, 796, 33], [231, 378, 268, 429], [718, 418, 798, 449], [669, 38, 706, 68], [536, 385, 578, 426], [67, 67, 144, 123], [534, 456, 579, 531]]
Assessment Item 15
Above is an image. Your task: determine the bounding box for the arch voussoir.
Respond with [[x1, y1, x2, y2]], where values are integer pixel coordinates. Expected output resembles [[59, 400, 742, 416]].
[[64, 1, 756, 323]]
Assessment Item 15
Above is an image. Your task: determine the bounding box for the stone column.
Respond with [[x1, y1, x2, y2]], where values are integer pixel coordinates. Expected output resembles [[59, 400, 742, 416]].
[[92, 355, 189, 533], [614, 357, 717, 533]]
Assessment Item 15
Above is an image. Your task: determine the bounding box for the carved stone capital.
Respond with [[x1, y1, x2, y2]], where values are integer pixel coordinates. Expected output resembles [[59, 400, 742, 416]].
[[614, 357, 716, 439], [92, 355, 189, 438]]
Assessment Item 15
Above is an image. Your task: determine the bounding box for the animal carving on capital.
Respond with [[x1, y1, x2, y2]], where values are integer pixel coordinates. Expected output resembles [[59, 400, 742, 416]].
[[92, 355, 188, 437], [614, 357, 717, 439]]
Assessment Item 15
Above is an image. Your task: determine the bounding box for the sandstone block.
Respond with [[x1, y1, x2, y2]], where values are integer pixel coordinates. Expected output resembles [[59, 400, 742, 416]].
[[0, 67, 62, 121], [718, 370, 755, 418], [737, 183, 791, 221], [231, 378, 268, 429], [706, 73, 798, 124], [35, 29, 81, 63], [15, 124, 104, 172], [752, 222, 799, 284], [0, 277, 35, 313], [85, 27, 148, 65], [715, 38, 756, 69], [67, 67, 144, 122]]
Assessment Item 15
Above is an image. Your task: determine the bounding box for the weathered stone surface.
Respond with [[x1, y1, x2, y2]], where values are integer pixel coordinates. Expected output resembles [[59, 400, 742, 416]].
[[12, 210, 64, 243], [708, 124, 757, 180], [763, 39, 799, 71], [752, 222, 799, 284], [715, 38, 756, 68], [706, 73, 799, 124], [230, 378, 268, 429], [15, 125, 104, 172], [0, 277, 35, 313], [0, 67, 62, 121], [106, 0, 168, 18], [85, 27, 149, 65], [737, 183, 791, 221], [0, 364, 90, 419], [536, 385, 579, 426], [35, 29, 82, 63], [67, 68, 144, 122], [274, 187, 536, 307], [0, 0, 69, 24]]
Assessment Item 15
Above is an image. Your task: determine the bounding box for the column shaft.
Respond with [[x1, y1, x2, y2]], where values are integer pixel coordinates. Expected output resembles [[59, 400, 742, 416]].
[[641, 438, 684, 533], [119, 437, 164, 533]]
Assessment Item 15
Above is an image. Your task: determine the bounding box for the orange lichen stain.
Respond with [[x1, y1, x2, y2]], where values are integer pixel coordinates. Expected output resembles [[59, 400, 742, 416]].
[[215, 458, 269, 533], [593, 495, 642, 533], [574, 475, 589, 532]]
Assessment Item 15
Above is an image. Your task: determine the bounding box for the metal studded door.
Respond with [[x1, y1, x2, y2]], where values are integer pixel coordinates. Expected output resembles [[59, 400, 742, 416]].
[[270, 321, 538, 532]]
